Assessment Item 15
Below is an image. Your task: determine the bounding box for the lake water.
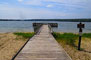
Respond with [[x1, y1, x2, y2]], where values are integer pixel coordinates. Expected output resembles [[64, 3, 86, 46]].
[[0, 21, 91, 33]]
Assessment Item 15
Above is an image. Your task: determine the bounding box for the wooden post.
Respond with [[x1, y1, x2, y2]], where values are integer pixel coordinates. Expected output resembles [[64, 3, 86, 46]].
[[77, 22, 85, 50]]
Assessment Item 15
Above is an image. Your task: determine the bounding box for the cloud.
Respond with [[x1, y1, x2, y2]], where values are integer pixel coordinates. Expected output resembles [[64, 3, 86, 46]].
[[18, 0, 23, 2], [45, 0, 88, 4], [21, 0, 91, 11], [0, 3, 68, 19], [23, 0, 43, 6], [46, 5, 53, 8], [17, 0, 91, 10], [0, 0, 91, 19]]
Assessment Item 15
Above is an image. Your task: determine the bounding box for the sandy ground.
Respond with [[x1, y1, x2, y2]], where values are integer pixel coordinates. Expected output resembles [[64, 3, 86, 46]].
[[59, 37, 91, 60], [0, 33, 28, 60], [0, 32, 91, 60]]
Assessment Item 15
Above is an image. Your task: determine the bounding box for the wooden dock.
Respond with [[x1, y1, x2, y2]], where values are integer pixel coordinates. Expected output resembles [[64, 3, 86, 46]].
[[14, 24, 72, 60]]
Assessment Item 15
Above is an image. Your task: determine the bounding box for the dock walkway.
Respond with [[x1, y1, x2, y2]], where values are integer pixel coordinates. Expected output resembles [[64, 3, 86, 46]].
[[14, 25, 72, 60]]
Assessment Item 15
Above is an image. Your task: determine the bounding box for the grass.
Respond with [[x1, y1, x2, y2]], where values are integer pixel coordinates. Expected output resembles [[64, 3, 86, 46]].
[[0, 32, 35, 60], [53, 32, 91, 46], [0, 33, 29, 60], [53, 32, 79, 46], [53, 32, 91, 60], [14, 32, 34, 38], [83, 33, 91, 38]]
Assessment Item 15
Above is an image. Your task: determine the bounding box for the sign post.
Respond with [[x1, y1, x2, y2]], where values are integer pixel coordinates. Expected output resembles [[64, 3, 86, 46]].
[[77, 22, 85, 50]]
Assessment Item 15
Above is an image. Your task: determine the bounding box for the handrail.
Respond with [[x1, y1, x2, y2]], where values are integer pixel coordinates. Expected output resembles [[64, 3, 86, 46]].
[[48, 24, 53, 33]]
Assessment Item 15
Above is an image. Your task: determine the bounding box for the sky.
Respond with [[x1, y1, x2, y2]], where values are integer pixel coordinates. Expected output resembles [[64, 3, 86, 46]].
[[0, 0, 91, 19]]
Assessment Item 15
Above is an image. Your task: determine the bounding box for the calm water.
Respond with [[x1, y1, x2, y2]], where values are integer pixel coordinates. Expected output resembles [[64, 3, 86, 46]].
[[0, 21, 91, 33]]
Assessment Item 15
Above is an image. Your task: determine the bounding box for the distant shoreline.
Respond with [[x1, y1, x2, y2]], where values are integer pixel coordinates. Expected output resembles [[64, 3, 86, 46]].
[[0, 19, 91, 22]]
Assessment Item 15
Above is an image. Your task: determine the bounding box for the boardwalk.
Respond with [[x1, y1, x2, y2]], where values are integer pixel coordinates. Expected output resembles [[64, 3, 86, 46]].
[[14, 25, 72, 60]]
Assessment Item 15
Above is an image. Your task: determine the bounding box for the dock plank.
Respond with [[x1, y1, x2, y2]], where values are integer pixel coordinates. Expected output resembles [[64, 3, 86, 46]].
[[14, 25, 72, 60]]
